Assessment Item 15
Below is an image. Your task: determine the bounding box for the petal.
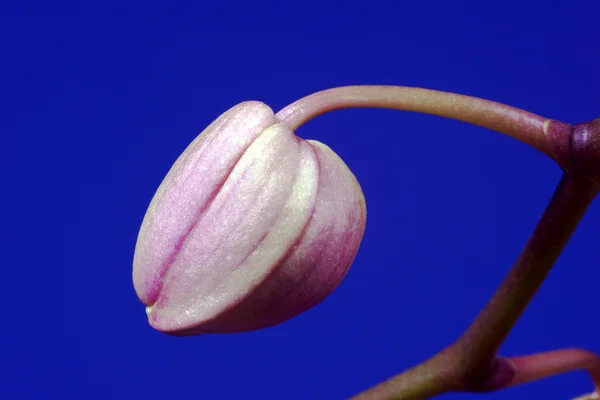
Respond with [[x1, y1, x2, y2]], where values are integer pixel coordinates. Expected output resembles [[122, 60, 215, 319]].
[[147, 122, 316, 332], [133, 101, 277, 305], [184, 139, 366, 333]]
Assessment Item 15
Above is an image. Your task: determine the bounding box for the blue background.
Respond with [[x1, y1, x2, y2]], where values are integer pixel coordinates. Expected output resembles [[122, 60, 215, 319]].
[[2, 1, 599, 399]]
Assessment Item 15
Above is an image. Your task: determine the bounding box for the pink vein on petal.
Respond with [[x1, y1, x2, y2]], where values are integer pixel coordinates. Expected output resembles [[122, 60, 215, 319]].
[[144, 180, 229, 306], [148, 130, 282, 307], [143, 144, 266, 306], [144, 115, 282, 306]]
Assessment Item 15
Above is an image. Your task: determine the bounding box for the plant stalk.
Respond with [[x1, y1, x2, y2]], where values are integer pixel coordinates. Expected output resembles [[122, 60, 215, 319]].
[[276, 85, 572, 167], [454, 175, 598, 374]]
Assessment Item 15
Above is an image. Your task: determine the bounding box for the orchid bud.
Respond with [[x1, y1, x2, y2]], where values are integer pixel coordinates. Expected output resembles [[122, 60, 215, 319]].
[[133, 101, 366, 335]]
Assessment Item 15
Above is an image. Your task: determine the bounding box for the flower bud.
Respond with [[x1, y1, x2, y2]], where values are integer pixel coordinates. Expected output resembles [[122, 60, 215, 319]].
[[132, 101, 366, 335]]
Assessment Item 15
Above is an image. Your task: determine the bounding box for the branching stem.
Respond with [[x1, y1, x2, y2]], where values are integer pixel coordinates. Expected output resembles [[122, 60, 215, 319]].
[[351, 175, 598, 399]]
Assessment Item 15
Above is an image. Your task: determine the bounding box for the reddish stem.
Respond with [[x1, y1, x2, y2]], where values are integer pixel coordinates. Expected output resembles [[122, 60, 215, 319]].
[[504, 348, 600, 392]]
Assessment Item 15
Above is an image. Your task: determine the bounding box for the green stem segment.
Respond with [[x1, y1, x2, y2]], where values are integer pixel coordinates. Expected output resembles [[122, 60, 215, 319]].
[[276, 85, 572, 167]]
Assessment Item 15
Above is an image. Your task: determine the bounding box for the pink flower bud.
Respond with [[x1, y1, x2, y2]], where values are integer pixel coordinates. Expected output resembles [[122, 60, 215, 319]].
[[132, 101, 366, 335]]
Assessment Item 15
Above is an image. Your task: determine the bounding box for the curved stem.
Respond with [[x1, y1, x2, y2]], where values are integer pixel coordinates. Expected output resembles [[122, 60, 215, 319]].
[[275, 86, 572, 166]]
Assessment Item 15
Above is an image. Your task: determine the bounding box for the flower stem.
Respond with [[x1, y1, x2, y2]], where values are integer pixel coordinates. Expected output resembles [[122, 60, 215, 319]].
[[454, 175, 598, 374], [275, 85, 572, 166]]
